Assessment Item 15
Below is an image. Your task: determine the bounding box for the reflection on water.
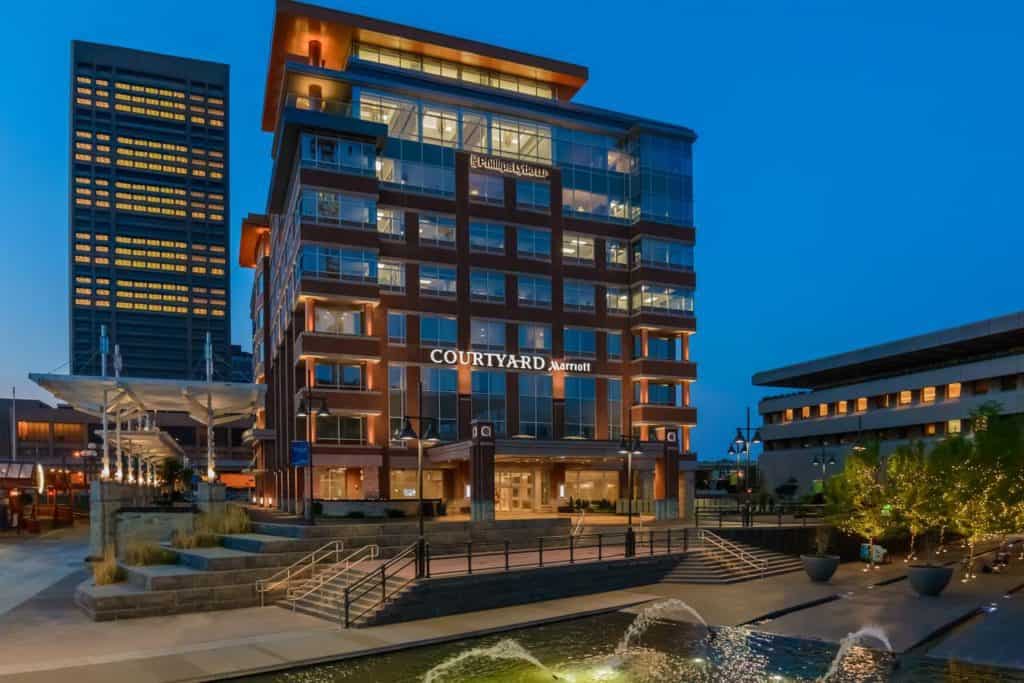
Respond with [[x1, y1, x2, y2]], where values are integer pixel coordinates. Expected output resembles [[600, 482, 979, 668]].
[[241, 610, 1024, 683]]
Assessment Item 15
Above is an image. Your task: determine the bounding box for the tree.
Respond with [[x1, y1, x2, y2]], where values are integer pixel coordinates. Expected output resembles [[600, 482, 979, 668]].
[[825, 441, 898, 568], [886, 441, 938, 561]]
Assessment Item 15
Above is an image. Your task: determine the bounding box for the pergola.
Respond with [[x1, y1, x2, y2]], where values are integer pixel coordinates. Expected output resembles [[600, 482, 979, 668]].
[[28, 373, 264, 484]]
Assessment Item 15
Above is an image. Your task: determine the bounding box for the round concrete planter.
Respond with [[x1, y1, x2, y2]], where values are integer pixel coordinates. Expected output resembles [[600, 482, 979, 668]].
[[801, 554, 840, 582], [908, 565, 953, 596]]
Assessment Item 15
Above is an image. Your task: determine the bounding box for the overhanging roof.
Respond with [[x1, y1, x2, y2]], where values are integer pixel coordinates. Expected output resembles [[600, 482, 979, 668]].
[[109, 429, 185, 461], [29, 374, 264, 426], [753, 310, 1024, 390]]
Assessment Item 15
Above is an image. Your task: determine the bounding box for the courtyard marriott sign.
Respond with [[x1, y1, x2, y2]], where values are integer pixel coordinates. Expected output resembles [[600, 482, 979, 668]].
[[469, 153, 550, 180], [429, 349, 591, 373]]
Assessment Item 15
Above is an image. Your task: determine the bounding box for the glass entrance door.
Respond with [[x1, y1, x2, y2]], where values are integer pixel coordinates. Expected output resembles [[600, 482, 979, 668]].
[[496, 471, 534, 512]]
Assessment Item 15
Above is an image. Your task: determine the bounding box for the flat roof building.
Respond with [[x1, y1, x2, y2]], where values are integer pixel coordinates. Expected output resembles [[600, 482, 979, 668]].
[[240, 1, 699, 520], [69, 41, 231, 380], [754, 311, 1024, 496]]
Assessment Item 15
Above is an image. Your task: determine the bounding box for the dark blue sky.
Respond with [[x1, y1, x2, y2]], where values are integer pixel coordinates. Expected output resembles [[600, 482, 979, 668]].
[[2, 0, 1021, 460]]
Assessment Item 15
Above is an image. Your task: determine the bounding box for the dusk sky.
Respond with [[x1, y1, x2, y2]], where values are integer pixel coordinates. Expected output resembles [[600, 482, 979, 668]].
[[1, 0, 1021, 460]]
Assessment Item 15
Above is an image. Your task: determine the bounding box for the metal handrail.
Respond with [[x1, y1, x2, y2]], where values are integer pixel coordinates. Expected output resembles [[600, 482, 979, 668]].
[[287, 544, 380, 605], [344, 542, 419, 628], [571, 508, 586, 537], [256, 540, 345, 606], [698, 529, 767, 578]]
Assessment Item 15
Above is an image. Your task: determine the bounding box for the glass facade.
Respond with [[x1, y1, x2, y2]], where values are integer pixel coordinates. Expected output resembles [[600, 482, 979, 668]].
[[471, 371, 507, 436], [518, 374, 553, 439]]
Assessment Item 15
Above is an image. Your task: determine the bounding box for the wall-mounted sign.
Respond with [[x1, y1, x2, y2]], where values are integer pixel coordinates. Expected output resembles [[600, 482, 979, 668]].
[[469, 153, 550, 180], [290, 440, 311, 467], [428, 349, 591, 374]]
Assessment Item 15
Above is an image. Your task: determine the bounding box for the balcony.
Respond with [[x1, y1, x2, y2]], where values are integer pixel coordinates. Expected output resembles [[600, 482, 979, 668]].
[[630, 404, 697, 427], [294, 331, 381, 363], [629, 358, 697, 381]]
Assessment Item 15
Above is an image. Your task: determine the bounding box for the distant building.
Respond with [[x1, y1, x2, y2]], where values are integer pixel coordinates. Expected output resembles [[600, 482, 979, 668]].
[[69, 41, 230, 380], [754, 311, 1024, 496], [230, 344, 254, 383]]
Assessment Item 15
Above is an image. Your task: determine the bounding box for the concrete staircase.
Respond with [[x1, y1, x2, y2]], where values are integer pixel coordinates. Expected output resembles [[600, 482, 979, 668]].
[[661, 534, 803, 584]]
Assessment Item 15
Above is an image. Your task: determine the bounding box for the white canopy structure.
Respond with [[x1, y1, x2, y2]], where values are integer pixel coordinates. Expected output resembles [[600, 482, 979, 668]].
[[29, 373, 264, 484]]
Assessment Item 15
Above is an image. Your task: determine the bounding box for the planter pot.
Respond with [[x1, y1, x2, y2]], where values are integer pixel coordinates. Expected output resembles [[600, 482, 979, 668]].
[[801, 554, 840, 582], [908, 565, 953, 596]]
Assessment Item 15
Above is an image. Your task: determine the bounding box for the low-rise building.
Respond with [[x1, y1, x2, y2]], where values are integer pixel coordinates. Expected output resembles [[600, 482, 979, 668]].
[[754, 311, 1024, 496]]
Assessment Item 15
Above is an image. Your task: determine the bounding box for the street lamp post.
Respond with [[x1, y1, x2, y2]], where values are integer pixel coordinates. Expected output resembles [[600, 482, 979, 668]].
[[297, 395, 330, 524], [398, 380, 440, 578], [617, 432, 644, 557], [811, 445, 837, 477], [729, 407, 762, 526]]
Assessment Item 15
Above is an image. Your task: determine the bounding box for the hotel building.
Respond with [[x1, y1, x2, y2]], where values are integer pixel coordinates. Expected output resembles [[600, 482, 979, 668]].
[[69, 42, 231, 380], [755, 311, 1024, 496], [240, 1, 698, 519]]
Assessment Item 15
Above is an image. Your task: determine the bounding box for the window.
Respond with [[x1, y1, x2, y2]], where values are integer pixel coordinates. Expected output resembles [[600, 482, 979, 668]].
[[390, 469, 444, 499], [469, 222, 504, 254], [784, 408, 794, 422], [632, 238, 694, 271], [359, 91, 418, 140], [564, 327, 596, 358], [564, 280, 595, 312], [642, 335, 677, 361], [516, 179, 550, 212], [299, 188, 376, 229], [837, 400, 848, 415], [922, 386, 936, 403], [470, 270, 506, 303], [419, 264, 457, 297], [801, 406, 811, 419], [563, 470, 619, 502], [518, 374, 552, 438], [420, 315, 457, 348], [316, 415, 366, 444], [818, 403, 828, 417], [564, 377, 596, 439], [471, 319, 506, 351], [562, 234, 595, 263], [856, 397, 868, 412], [899, 390, 912, 405], [631, 284, 694, 315], [518, 275, 551, 308], [17, 422, 50, 441], [387, 312, 406, 344], [299, 246, 377, 283], [377, 157, 455, 197], [606, 286, 629, 314], [472, 371, 506, 436], [519, 324, 551, 354], [421, 105, 458, 146], [606, 240, 628, 268], [377, 207, 405, 239], [378, 260, 405, 292], [419, 213, 455, 247], [648, 382, 677, 406], [314, 306, 361, 335], [608, 379, 622, 440], [300, 133, 375, 176], [517, 226, 550, 260], [947, 383, 962, 400], [314, 362, 365, 390], [469, 172, 504, 204], [947, 419, 962, 434], [389, 366, 405, 442], [422, 366, 458, 441], [606, 332, 622, 360]]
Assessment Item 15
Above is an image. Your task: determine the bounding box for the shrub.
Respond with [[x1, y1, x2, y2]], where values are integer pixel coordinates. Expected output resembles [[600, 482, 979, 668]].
[[195, 505, 251, 535], [170, 529, 220, 549], [123, 542, 178, 566], [385, 508, 406, 518], [93, 547, 124, 585]]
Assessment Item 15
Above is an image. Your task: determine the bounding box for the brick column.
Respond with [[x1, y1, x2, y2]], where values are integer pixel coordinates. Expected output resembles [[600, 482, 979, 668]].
[[469, 421, 496, 522]]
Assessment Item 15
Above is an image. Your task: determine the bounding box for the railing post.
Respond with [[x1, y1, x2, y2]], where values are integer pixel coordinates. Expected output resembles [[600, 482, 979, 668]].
[[802, 506, 807, 527], [719, 510, 723, 529], [467, 542, 473, 574], [598, 533, 603, 561], [570, 535, 575, 564], [380, 564, 386, 602], [778, 508, 782, 527], [539, 537, 544, 568], [695, 508, 700, 528], [666, 529, 671, 555], [683, 527, 688, 553], [425, 542, 432, 578], [344, 586, 350, 628], [504, 540, 510, 571], [649, 530, 655, 556]]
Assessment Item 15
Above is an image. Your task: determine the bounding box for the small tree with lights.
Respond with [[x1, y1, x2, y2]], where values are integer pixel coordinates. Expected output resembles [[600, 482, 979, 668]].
[[886, 441, 940, 562], [825, 440, 899, 570]]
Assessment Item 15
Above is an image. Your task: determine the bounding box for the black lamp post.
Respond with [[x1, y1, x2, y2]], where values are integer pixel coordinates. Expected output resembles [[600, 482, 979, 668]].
[[617, 432, 644, 557], [730, 407, 762, 525], [811, 445, 837, 477], [398, 380, 440, 578], [297, 395, 330, 524]]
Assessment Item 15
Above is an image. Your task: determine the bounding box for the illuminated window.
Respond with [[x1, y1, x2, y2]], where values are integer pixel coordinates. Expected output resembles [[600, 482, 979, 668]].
[[899, 390, 912, 405], [784, 408, 793, 422], [856, 397, 868, 412], [801, 406, 811, 419], [837, 400, 848, 415], [947, 382, 961, 399], [922, 386, 936, 403], [947, 419, 962, 434], [925, 423, 937, 436], [818, 403, 828, 417]]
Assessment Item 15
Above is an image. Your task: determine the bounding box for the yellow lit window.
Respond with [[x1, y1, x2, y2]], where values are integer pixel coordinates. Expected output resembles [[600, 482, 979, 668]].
[[898, 390, 912, 405], [922, 386, 936, 403], [96, 300, 110, 307], [801, 406, 811, 419], [75, 276, 92, 284], [818, 403, 828, 417], [856, 397, 868, 412], [76, 76, 92, 84], [925, 423, 937, 436], [783, 408, 793, 422], [947, 382, 961, 399], [836, 400, 848, 415], [75, 130, 92, 139], [75, 287, 91, 295], [95, 257, 109, 264], [947, 419, 962, 434], [74, 153, 91, 162], [74, 298, 91, 306]]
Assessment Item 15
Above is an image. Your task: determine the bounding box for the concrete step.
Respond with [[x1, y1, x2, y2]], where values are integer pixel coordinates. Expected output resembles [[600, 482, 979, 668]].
[[122, 563, 282, 591], [174, 546, 312, 571]]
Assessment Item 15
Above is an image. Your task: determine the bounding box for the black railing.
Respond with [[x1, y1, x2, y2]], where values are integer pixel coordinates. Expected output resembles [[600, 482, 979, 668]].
[[343, 542, 417, 628], [694, 503, 827, 528]]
